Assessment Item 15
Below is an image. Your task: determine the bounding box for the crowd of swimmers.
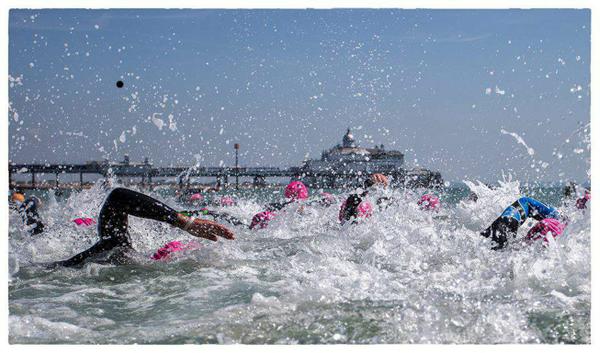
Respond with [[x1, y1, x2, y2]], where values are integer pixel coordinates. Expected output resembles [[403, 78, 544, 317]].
[[9, 175, 591, 267]]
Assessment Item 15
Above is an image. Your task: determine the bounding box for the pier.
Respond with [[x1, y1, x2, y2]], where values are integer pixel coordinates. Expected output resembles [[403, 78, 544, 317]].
[[8, 159, 443, 190]]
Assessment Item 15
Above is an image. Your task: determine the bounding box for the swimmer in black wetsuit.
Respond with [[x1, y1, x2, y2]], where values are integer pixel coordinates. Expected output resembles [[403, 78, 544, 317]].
[[50, 188, 234, 267], [11, 192, 45, 235], [179, 193, 297, 230], [339, 173, 389, 225]]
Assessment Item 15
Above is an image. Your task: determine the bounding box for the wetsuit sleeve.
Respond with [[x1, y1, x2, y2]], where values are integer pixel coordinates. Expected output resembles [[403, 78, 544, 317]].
[[266, 200, 293, 211], [520, 197, 560, 220], [106, 188, 180, 225], [207, 211, 247, 227], [181, 209, 247, 227]]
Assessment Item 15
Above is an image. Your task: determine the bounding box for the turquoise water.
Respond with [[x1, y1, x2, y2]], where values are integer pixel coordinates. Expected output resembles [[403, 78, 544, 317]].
[[8, 180, 591, 343]]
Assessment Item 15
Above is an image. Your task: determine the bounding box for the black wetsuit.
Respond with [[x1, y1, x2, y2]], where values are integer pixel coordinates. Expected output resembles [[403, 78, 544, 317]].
[[18, 197, 45, 235], [54, 188, 180, 267], [479, 217, 520, 250], [340, 193, 365, 224], [340, 192, 392, 224], [265, 200, 294, 212], [182, 199, 293, 230], [181, 209, 248, 227]]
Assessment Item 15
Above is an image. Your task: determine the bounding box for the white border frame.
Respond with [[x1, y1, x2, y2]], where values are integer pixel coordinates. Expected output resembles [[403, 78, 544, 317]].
[[2, 1, 597, 352]]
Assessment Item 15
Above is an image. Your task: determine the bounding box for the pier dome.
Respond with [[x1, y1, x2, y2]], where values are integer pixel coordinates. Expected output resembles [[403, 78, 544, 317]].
[[342, 128, 356, 148]]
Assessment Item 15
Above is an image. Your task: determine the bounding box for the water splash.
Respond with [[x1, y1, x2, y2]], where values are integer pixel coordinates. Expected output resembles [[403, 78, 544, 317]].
[[500, 129, 535, 156], [8, 184, 590, 343]]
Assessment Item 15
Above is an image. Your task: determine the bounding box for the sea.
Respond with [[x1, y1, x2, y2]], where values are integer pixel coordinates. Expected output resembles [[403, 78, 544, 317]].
[[8, 179, 591, 344]]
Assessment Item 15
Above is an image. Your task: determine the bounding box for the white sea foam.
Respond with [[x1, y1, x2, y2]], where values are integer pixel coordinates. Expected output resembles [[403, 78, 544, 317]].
[[8, 180, 590, 343]]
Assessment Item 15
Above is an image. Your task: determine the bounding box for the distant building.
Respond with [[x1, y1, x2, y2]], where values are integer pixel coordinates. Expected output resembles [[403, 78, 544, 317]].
[[296, 129, 442, 188]]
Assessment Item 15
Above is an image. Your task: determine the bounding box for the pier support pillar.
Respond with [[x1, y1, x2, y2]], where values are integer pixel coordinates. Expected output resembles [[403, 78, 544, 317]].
[[31, 172, 36, 188], [79, 172, 83, 186]]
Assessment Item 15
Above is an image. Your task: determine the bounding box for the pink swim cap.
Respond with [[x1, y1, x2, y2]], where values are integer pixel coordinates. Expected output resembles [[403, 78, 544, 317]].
[[250, 211, 276, 229], [338, 199, 373, 222], [357, 201, 373, 218], [151, 240, 201, 261], [220, 195, 235, 207], [284, 181, 309, 201], [190, 193, 203, 202], [72, 217, 96, 226], [320, 192, 335, 206], [418, 194, 441, 211], [576, 191, 591, 209], [526, 218, 566, 243]]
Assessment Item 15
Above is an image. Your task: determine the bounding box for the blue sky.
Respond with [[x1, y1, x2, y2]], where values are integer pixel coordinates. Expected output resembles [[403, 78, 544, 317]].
[[8, 9, 590, 183]]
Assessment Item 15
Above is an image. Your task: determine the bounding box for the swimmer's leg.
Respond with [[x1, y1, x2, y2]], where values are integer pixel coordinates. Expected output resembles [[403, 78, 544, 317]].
[[51, 238, 121, 268]]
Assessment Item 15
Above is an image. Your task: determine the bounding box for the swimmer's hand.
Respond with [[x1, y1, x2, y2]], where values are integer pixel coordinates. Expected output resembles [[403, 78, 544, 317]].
[[176, 214, 235, 241]]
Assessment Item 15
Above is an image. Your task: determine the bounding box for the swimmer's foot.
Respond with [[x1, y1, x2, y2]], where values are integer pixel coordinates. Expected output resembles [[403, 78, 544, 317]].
[[176, 214, 235, 241]]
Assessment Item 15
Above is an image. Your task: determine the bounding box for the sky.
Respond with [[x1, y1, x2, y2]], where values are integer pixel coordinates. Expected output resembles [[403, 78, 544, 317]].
[[8, 9, 591, 183]]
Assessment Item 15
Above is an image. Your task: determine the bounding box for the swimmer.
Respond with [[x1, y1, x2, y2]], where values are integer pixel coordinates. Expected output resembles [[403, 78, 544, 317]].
[[249, 181, 309, 230], [151, 240, 201, 261], [180, 208, 248, 227], [418, 193, 441, 211], [315, 192, 336, 207], [524, 218, 566, 246], [220, 195, 236, 207], [11, 192, 45, 235], [563, 181, 578, 198], [467, 191, 478, 202], [575, 190, 591, 210], [339, 173, 388, 225], [264, 181, 309, 212], [480, 196, 565, 250], [189, 193, 204, 206], [49, 187, 234, 267], [250, 211, 277, 229]]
